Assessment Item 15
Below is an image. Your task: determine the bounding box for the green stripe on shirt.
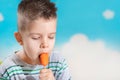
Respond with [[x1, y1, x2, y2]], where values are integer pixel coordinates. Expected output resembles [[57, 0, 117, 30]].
[[2, 61, 67, 79]]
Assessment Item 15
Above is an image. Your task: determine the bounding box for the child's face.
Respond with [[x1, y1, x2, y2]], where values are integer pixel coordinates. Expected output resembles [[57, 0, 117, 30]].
[[16, 18, 57, 64]]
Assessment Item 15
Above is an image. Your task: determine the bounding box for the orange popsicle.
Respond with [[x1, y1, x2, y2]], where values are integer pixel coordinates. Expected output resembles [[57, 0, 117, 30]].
[[39, 53, 49, 67]]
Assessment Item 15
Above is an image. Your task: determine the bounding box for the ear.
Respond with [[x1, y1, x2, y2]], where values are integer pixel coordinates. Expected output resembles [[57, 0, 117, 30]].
[[14, 32, 23, 45]]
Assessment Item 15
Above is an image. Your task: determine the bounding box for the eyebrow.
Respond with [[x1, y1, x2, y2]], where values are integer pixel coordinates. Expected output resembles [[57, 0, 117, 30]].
[[49, 32, 56, 35]]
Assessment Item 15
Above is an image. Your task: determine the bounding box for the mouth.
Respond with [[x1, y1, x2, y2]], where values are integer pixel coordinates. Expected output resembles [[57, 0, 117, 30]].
[[39, 52, 48, 58]]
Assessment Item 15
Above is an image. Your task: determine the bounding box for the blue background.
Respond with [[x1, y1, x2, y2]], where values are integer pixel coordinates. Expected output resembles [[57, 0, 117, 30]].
[[0, 0, 120, 60]]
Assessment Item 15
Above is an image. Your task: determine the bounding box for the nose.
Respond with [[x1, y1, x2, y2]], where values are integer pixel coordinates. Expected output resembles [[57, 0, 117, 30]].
[[40, 43, 48, 48], [40, 37, 48, 48]]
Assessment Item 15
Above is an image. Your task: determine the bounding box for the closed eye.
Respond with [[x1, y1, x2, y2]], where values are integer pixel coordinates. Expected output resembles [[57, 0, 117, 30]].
[[48, 36, 55, 39], [32, 37, 40, 40]]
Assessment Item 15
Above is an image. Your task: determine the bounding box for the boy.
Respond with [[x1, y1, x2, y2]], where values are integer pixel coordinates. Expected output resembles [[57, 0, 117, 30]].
[[0, 0, 71, 80]]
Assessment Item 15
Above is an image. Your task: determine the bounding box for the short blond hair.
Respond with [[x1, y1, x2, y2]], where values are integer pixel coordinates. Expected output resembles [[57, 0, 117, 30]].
[[17, 0, 57, 32]]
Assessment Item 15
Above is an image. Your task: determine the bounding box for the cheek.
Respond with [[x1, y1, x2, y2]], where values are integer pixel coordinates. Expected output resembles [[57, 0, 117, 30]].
[[49, 39, 55, 49], [23, 39, 40, 52]]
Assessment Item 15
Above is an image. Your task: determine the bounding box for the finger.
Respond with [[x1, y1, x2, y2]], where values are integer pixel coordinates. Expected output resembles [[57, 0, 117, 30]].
[[40, 68, 49, 73], [39, 73, 49, 80], [39, 73, 46, 77], [39, 69, 55, 80], [39, 76, 49, 80], [47, 69, 52, 73], [40, 69, 49, 78]]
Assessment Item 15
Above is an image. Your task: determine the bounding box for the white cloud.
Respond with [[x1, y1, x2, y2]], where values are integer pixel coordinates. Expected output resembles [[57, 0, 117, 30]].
[[102, 9, 115, 20], [61, 34, 120, 80], [0, 13, 4, 22]]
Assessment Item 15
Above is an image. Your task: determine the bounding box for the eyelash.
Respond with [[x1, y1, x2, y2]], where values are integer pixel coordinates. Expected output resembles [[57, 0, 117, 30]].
[[32, 36, 55, 40], [32, 37, 40, 40], [48, 36, 55, 39]]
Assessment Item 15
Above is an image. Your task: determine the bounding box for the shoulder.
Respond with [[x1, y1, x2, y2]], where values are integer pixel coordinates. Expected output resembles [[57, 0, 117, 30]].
[[49, 50, 65, 62], [49, 50, 68, 70], [49, 50, 71, 80], [0, 54, 17, 74], [49, 50, 67, 69], [0, 54, 15, 67]]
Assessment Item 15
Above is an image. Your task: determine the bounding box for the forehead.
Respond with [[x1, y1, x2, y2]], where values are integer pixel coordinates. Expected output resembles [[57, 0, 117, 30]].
[[31, 18, 57, 27], [25, 18, 57, 35]]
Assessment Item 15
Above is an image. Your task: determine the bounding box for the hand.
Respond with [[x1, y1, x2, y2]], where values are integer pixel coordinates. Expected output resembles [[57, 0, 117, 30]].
[[39, 68, 55, 80]]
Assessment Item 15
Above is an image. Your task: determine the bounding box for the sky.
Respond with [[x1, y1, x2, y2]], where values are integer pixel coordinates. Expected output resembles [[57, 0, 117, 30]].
[[0, 0, 120, 80]]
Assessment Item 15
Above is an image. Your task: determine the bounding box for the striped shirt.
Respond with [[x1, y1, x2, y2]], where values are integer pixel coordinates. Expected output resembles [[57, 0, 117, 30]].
[[0, 51, 71, 80]]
